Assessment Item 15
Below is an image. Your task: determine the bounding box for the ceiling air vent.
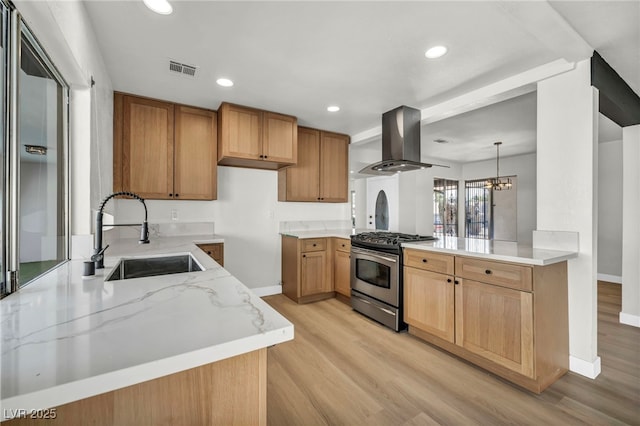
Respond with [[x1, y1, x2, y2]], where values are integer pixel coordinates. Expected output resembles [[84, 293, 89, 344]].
[[169, 60, 198, 77]]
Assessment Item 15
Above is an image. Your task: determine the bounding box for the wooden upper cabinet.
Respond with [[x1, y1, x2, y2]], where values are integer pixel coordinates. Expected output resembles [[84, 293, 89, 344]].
[[218, 103, 297, 170], [278, 127, 349, 203], [174, 106, 217, 200], [218, 103, 262, 161], [114, 92, 217, 200], [120, 95, 175, 199], [279, 127, 321, 201], [262, 112, 297, 164], [319, 131, 349, 202]]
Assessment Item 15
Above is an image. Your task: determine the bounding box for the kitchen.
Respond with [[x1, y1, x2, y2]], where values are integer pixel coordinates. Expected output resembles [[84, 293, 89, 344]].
[[1, 0, 639, 424]]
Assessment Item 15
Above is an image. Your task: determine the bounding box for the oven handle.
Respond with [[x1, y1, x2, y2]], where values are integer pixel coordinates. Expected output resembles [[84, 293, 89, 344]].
[[351, 247, 398, 263]]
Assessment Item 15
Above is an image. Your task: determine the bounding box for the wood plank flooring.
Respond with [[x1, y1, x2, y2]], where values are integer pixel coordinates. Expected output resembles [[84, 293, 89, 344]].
[[263, 282, 640, 425]]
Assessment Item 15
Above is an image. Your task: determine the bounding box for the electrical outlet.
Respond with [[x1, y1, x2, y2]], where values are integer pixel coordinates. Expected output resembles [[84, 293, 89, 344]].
[[171, 209, 178, 221]]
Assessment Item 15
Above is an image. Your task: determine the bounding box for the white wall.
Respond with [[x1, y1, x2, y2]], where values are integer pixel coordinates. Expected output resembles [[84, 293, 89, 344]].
[[536, 59, 600, 378], [621, 125, 640, 327], [115, 166, 349, 290], [462, 153, 537, 244], [597, 140, 623, 279]]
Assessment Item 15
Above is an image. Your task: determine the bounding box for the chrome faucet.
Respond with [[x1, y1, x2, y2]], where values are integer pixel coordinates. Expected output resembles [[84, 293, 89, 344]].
[[92, 191, 150, 269]]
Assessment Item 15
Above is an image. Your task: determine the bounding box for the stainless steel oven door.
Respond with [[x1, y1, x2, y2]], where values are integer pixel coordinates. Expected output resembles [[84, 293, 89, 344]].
[[350, 247, 399, 307]]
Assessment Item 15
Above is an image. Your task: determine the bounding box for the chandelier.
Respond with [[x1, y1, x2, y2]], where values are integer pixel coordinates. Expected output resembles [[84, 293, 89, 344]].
[[485, 142, 512, 191]]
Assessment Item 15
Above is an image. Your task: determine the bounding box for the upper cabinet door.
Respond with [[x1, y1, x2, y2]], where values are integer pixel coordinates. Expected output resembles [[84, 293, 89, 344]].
[[282, 127, 320, 201], [174, 106, 217, 200], [262, 111, 297, 164], [218, 103, 262, 161], [122, 95, 174, 199], [319, 132, 349, 202]]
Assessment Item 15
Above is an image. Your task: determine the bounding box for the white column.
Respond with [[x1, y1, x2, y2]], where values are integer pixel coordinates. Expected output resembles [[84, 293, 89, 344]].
[[621, 125, 640, 327], [536, 59, 600, 378], [69, 87, 94, 259]]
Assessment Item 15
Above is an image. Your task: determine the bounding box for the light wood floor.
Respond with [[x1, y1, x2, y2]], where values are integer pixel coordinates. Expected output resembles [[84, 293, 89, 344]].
[[263, 282, 640, 425]]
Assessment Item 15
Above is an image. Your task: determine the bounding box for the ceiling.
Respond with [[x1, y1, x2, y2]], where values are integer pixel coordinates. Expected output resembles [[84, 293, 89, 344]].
[[83, 0, 637, 163], [349, 92, 623, 175]]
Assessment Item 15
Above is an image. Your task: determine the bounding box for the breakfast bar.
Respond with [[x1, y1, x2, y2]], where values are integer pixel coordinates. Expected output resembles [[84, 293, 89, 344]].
[[0, 236, 294, 424]]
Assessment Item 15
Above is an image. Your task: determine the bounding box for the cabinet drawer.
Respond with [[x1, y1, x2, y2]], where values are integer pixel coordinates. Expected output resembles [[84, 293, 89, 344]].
[[455, 257, 532, 291], [301, 239, 326, 252], [334, 238, 351, 253], [197, 243, 224, 266], [403, 249, 454, 275]]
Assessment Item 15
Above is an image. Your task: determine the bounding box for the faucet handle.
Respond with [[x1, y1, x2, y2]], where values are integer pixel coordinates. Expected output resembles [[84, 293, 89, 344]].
[[91, 244, 110, 262]]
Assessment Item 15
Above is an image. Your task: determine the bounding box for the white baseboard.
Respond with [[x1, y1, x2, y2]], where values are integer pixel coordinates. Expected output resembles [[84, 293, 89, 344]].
[[252, 285, 282, 297], [597, 273, 622, 284], [619, 312, 640, 328], [569, 355, 601, 379]]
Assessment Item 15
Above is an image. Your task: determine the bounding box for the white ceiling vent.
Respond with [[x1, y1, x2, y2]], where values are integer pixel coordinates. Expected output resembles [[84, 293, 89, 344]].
[[169, 60, 197, 77]]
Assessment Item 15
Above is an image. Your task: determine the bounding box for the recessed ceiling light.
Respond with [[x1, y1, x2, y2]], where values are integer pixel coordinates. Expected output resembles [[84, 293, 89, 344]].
[[425, 45, 448, 59], [327, 106, 340, 112], [143, 0, 173, 15], [216, 78, 234, 87]]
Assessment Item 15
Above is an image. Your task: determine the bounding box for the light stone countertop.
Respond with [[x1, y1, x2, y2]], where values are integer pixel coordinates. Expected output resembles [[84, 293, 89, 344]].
[[279, 229, 362, 239], [0, 235, 294, 419], [402, 236, 578, 266]]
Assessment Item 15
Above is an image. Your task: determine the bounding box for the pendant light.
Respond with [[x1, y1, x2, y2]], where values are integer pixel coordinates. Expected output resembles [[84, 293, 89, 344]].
[[485, 142, 512, 191]]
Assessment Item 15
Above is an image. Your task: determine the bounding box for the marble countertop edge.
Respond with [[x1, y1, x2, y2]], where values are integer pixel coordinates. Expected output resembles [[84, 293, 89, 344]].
[[402, 239, 578, 266], [1, 327, 293, 420]]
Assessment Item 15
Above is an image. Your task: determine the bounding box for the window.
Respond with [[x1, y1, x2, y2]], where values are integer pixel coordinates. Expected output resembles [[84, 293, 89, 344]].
[[465, 179, 491, 239], [1, 4, 69, 297], [351, 190, 356, 228], [433, 178, 458, 237]]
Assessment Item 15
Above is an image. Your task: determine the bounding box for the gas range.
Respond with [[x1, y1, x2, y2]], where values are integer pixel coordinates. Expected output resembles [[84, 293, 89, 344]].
[[350, 231, 437, 331], [350, 232, 436, 254]]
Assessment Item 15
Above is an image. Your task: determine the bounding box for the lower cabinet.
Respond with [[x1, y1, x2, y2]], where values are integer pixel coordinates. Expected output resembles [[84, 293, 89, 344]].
[[301, 251, 329, 296], [197, 243, 224, 266], [282, 236, 334, 303], [333, 238, 351, 298], [404, 267, 454, 343], [403, 248, 568, 393], [455, 278, 534, 378]]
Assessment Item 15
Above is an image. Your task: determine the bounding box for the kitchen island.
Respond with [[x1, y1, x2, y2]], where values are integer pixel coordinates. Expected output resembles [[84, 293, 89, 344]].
[[0, 235, 294, 424], [401, 236, 577, 393]]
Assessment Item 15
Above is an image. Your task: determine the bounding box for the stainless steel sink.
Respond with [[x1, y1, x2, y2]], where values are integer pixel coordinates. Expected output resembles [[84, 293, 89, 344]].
[[105, 254, 203, 281]]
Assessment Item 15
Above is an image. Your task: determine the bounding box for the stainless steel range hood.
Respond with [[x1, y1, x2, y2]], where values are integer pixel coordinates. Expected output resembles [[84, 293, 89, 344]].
[[359, 105, 448, 175]]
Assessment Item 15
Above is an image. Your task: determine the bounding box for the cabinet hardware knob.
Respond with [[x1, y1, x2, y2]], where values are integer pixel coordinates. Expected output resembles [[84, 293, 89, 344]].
[[264, 155, 268, 159], [259, 155, 263, 158], [447, 278, 452, 283], [302, 254, 306, 258], [207, 251, 211, 255], [169, 193, 173, 197], [454, 280, 460, 285], [342, 244, 345, 247], [485, 269, 492, 275], [313, 243, 317, 247], [422, 259, 427, 263], [175, 194, 179, 197]]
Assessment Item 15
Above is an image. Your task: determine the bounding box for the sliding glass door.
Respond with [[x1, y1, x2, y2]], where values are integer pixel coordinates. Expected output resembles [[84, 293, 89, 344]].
[[17, 32, 67, 284], [0, 2, 68, 297], [0, 3, 6, 294]]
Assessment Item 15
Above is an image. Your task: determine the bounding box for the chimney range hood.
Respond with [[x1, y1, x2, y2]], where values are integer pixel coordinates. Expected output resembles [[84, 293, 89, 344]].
[[359, 105, 448, 175]]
